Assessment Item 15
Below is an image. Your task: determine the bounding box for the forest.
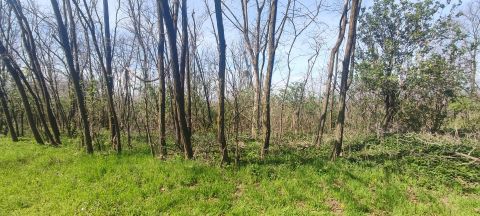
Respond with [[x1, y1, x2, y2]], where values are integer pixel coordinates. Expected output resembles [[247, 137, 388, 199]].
[[0, 0, 479, 214]]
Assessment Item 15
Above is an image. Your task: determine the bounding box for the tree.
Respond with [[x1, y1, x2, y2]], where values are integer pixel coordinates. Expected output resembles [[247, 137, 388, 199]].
[[332, 0, 361, 160], [73, 0, 122, 153], [314, 0, 349, 145], [463, 0, 480, 96], [0, 72, 17, 142], [50, 0, 93, 153], [102, 0, 122, 153], [160, 0, 193, 159], [214, 0, 229, 164], [0, 41, 43, 144], [357, 0, 457, 135], [156, 0, 167, 158], [261, 0, 279, 158], [6, 0, 61, 145]]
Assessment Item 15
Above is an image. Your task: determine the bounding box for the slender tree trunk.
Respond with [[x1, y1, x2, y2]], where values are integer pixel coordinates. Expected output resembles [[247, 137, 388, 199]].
[[261, 0, 278, 158], [0, 81, 17, 141], [103, 0, 122, 153], [50, 0, 93, 153], [314, 0, 348, 146], [186, 50, 192, 131], [330, 51, 339, 129], [156, 0, 167, 158], [332, 0, 360, 160], [160, 0, 193, 159], [7, 0, 61, 145], [214, 0, 229, 164], [195, 54, 213, 126], [0, 41, 43, 144], [472, 44, 477, 96]]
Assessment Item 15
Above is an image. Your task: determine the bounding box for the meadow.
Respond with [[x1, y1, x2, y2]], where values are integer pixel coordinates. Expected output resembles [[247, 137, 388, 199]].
[[0, 134, 479, 215]]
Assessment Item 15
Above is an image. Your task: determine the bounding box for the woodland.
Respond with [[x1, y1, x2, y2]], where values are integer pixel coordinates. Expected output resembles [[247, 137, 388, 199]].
[[0, 0, 479, 214]]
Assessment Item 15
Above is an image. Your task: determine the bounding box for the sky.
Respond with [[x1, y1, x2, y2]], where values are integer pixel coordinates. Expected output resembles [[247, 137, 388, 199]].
[[33, 0, 478, 94], [31, 0, 374, 95]]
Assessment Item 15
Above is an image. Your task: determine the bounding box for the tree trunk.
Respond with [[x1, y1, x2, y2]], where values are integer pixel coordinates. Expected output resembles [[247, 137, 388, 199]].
[[261, 0, 279, 158], [103, 0, 122, 153], [7, 0, 61, 145], [156, 0, 167, 158], [160, 0, 193, 159], [50, 0, 93, 153], [0, 81, 18, 142], [332, 0, 361, 160], [314, 0, 348, 146], [0, 41, 43, 144], [214, 0, 230, 164]]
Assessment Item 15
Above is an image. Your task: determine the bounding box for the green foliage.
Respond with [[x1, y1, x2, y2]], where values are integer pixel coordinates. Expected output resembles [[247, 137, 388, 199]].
[[398, 55, 465, 132], [0, 134, 478, 215], [355, 0, 467, 133], [447, 97, 480, 133]]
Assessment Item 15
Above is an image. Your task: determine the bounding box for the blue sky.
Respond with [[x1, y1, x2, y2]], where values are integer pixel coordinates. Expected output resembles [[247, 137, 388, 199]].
[[34, 0, 478, 94]]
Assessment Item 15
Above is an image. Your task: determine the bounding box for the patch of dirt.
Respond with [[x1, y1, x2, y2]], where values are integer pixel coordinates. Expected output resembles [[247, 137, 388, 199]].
[[234, 184, 244, 198], [327, 198, 344, 215], [407, 187, 418, 204]]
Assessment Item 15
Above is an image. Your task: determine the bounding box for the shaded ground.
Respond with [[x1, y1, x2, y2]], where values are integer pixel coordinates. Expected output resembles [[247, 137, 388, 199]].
[[0, 134, 478, 215]]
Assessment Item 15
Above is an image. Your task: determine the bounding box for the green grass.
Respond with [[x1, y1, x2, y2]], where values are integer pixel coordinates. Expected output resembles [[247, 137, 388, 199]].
[[0, 134, 479, 215]]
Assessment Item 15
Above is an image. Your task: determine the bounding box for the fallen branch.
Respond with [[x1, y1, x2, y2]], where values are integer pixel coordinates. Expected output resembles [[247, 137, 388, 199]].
[[454, 152, 480, 163]]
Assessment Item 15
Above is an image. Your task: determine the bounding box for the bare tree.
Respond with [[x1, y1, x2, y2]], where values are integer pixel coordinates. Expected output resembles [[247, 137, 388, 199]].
[[50, 0, 93, 153], [0, 41, 43, 144], [7, 0, 61, 145], [156, 0, 167, 158], [332, 0, 361, 160], [464, 0, 480, 96], [0, 71, 17, 141], [261, 0, 279, 158], [314, 0, 348, 146], [213, 0, 229, 164], [160, 0, 193, 159]]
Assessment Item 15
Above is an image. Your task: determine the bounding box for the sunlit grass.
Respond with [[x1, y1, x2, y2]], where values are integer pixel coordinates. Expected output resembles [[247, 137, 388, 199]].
[[0, 134, 478, 215]]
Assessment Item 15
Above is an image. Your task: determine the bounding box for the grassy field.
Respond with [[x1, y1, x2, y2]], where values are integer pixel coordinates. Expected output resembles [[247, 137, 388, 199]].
[[0, 134, 479, 215]]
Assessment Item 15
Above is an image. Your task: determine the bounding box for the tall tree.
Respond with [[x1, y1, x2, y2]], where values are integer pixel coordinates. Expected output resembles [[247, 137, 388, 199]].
[[358, 0, 454, 135], [214, 0, 229, 163], [463, 0, 480, 96], [0, 41, 43, 144], [103, 0, 122, 153], [7, 0, 61, 145], [332, 0, 361, 160], [50, 0, 93, 153], [314, 0, 349, 145], [160, 0, 193, 159], [156, 0, 167, 158], [0, 74, 17, 142], [73, 0, 122, 152], [261, 0, 279, 158]]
